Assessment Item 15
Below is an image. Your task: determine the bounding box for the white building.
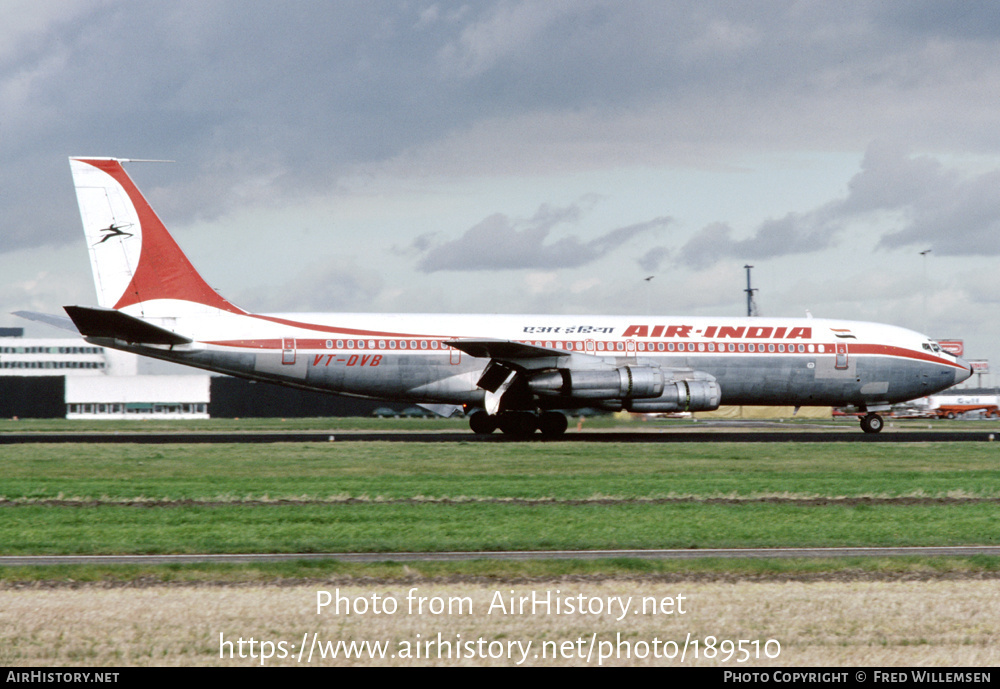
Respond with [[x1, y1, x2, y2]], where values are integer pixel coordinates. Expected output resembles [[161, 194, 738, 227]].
[[66, 375, 209, 420], [0, 331, 209, 419], [0, 337, 129, 375]]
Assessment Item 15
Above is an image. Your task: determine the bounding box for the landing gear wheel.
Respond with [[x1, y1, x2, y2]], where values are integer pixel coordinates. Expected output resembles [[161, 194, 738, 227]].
[[469, 410, 496, 435], [538, 411, 568, 437], [498, 412, 537, 437], [860, 413, 884, 434]]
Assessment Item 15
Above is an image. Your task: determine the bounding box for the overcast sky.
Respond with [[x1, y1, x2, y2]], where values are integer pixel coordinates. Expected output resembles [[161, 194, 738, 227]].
[[3, 1, 1000, 384]]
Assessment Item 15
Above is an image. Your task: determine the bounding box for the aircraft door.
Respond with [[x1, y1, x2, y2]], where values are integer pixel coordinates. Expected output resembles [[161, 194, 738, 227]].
[[282, 338, 297, 365], [835, 342, 848, 370]]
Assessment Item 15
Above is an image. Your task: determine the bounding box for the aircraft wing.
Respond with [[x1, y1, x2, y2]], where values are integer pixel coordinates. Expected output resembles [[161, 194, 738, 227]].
[[445, 338, 569, 360], [63, 305, 192, 345]]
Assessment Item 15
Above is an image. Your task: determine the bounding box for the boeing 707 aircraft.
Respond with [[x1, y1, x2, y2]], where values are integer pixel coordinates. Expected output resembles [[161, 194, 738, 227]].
[[51, 157, 972, 435]]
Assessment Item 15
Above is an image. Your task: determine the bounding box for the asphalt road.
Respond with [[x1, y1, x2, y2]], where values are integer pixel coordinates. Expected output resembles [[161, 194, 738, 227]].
[[0, 430, 996, 443]]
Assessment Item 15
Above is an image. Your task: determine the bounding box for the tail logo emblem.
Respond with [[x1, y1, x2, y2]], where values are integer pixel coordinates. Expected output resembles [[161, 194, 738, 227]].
[[93, 223, 134, 246]]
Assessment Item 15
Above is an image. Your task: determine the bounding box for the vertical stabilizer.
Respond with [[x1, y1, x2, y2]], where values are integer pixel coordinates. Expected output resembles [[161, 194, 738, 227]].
[[69, 157, 242, 315]]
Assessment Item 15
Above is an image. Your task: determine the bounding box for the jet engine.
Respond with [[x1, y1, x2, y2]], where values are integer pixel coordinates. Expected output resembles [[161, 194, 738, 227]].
[[625, 376, 721, 412], [526, 365, 721, 412], [527, 365, 665, 399]]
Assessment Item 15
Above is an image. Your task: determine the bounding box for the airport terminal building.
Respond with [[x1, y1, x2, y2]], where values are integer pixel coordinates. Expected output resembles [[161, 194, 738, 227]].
[[65, 375, 210, 420], [1, 329, 210, 420]]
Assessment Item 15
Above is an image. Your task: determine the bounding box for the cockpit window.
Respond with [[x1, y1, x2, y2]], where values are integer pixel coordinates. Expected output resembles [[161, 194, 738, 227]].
[[922, 343, 931, 351], [931, 344, 941, 353]]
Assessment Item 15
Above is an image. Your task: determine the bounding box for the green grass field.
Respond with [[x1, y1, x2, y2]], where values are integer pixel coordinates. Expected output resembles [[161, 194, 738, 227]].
[[4, 501, 999, 555], [1, 440, 998, 564], [2, 439, 999, 500]]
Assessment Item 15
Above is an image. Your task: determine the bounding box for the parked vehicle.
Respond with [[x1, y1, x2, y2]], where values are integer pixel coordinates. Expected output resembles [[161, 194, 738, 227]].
[[918, 395, 1000, 419]]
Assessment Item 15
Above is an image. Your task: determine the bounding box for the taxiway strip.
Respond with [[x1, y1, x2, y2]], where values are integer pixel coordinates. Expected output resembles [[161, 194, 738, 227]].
[[3, 546, 1000, 566]]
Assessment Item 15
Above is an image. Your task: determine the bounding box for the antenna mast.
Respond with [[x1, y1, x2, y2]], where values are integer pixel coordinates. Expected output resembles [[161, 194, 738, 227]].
[[744, 265, 759, 317]]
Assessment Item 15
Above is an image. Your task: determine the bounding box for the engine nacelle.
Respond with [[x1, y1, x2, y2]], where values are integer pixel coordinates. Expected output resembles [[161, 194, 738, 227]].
[[528, 366, 665, 400], [626, 378, 721, 412]]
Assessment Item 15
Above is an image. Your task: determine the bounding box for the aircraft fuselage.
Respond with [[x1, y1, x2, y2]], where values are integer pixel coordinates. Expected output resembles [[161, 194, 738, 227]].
[[95, 311, 968, 412]]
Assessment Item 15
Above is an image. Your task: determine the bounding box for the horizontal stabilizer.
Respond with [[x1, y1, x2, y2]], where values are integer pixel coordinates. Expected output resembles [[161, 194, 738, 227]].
[[12, 310, 81, 334], [63, 305, 192, 345]]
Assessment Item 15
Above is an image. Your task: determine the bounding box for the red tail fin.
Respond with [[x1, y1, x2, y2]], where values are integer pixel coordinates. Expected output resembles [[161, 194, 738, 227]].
[[70, 157, 243, 315]]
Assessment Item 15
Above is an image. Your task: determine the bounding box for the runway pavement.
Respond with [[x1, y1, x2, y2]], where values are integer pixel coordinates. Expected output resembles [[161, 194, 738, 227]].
[[0, 430, 997, 443]]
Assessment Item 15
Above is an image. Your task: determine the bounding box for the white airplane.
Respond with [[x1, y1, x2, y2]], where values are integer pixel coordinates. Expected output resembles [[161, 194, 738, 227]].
[[49, 157, 972, 435]]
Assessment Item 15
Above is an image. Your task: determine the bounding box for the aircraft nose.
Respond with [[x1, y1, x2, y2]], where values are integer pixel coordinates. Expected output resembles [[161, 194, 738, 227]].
[[954, 357, 974, 384]]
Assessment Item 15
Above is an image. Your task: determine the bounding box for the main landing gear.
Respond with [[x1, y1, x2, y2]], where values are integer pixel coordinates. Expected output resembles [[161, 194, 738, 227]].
[[468, 410, 568, 437], [860, 412, 884, 434]]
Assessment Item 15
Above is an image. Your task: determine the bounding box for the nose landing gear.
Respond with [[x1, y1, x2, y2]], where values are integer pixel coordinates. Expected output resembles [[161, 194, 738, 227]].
[[860, 412, 884, 434]]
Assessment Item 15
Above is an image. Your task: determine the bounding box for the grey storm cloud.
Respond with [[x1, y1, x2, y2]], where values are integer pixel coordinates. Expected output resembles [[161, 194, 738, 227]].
[[676, 142, 1000, 268], [6, 1, 1000, 255], [678, 214, 837, 269], [636, 246, 670, 272], [870, 155, 1000, 255], [416, 202, 670, 272], [235, 258, 383, 313]]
